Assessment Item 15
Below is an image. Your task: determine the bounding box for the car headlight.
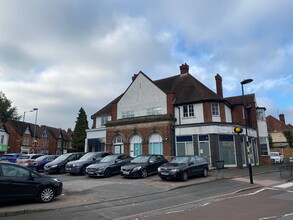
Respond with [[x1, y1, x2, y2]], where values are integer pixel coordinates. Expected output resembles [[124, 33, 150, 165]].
[[158, 167, 162, 172], [51, 164, 58, 168], [133, 166, 142, 172], [52, 178, 61, 183], [73, 164, 81, 167]]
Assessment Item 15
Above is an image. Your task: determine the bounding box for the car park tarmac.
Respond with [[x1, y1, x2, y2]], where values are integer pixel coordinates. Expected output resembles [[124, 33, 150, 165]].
[[0, 164, 291, 218]]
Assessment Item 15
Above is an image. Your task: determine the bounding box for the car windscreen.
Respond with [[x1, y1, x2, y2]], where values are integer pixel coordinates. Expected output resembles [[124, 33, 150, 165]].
[[100, 155, 118, 163], [35, 155, 48, 161], [131, 156, 149, 163], [169, 157, 189, 164], [54, 154, 70, 161], [18, 155, 30, 159], [270, 152, 279, 156], [78, 153, 97, 160]]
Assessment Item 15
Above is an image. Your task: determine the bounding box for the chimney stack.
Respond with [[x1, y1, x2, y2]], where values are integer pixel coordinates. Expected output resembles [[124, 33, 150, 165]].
[[215, 73, 223, 98], [180, 63, 189, 74], [279, 114, 286, 124], [132, 73, 138, 81]]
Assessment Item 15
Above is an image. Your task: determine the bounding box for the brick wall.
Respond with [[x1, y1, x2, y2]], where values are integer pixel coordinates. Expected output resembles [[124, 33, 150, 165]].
[[106, 120, 173, 156]]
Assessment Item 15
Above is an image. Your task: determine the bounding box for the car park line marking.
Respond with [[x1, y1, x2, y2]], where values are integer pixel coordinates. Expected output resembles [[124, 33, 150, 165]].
[[274, 182, 293, 189]]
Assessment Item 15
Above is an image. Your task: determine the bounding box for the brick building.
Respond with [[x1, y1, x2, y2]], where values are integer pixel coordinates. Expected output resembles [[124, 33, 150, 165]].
[[4, 120, 72, 155], [86, 63, 269, 168]]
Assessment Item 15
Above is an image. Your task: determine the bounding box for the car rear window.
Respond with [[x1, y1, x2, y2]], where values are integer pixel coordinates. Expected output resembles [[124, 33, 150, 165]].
[[2, 155, 14, 159]]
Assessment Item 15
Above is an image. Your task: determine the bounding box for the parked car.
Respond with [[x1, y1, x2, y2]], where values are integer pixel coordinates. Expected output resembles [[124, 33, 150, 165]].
[[121, 155, 168, 178], [65, 152, 111, 175], [270, 152, 284, 164], [86, 154, 133, 177], [289, 155, 293, 163], [0, 153, 22, 163], [28, 155, 59, 172], [0, 162, 63, 203], [44, 152, 84, 174], [158, 155, 209, 181], [16, 154, 43, 166]]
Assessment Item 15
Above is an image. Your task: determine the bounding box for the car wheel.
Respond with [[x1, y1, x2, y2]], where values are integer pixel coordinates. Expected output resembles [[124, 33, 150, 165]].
[[141, 169, 148, 178], [203, 168, 208, 177], [181, 171, 188, 182], [104, 168, 112, 178], [59, 166, 65, 174], [38, 187, 55, 203], [82, 166, 87, 175]]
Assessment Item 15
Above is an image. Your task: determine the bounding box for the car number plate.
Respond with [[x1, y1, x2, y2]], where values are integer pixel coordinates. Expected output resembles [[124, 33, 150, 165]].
[[123, 171, 130, 175], [161, 172, 169, 176]]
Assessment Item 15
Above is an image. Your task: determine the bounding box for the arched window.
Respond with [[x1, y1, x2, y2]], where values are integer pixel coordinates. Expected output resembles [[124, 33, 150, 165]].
[[130, 135, 142, 157], [113, 136, 124, 154], [148, 133, 163, 155]]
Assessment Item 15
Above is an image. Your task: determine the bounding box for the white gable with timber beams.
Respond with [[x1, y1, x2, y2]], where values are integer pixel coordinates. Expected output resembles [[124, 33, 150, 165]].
[[117, 73, 167, 119]]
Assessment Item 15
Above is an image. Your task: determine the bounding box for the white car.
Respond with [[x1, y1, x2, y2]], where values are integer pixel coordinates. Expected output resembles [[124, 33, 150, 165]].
[[16, 154, 43, 166], [270, 152, 284, 164], [289, 155, 293, 163]]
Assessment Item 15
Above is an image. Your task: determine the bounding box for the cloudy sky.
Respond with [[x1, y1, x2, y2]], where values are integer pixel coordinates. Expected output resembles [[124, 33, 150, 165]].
[[1, 0, 293, 130]]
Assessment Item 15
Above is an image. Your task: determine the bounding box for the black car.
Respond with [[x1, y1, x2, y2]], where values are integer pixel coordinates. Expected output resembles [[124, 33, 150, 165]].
[[86, 154, 132, 177], [0, 162, 63, 203], [121, 155, 168, 178], [44, 152, 84, 174], [65, 152, 111, 175], [158, 155, 209, 181]]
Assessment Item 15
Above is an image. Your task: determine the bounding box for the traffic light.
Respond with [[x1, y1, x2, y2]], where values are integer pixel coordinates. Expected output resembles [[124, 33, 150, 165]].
[[234, 127, 243, 134]]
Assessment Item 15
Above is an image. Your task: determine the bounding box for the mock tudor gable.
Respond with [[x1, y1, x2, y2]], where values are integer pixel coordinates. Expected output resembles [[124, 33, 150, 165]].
[[117, 72, 167, 119]]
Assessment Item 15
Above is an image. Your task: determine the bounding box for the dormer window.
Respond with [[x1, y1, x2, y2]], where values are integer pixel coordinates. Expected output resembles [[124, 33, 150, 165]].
[[183, 105, 194, 117], [211, 102, 219, 116]]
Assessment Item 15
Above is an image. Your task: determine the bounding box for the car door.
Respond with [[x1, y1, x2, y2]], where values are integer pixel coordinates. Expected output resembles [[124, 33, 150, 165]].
[[187, 156, 198, 176], [0, 164, 40, 200], [148, 156, 163, 174]]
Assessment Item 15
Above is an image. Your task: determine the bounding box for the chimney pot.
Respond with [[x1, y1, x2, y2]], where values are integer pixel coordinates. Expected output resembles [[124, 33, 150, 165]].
[[180, 63, 189, 74]]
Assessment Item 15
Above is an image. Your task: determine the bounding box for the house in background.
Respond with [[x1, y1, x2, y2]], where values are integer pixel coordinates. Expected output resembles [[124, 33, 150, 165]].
[[0, 123, 9, 155], [266, 114, 293, 159], [86, 63, 270, 168], [4, 119, 72, 155]]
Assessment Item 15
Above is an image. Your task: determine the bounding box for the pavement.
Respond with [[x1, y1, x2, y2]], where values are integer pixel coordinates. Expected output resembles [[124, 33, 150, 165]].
[[1, 164, 292, 218]]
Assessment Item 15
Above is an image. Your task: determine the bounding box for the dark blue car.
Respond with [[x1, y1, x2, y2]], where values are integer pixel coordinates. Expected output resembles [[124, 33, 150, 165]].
[[0, 153, 22, 163], [28, 155, 58, 172]]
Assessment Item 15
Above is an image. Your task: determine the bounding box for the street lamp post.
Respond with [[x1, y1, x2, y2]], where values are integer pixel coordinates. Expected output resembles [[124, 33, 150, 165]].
[[32, 108, 38, 153], [23, 110, 34, 122], [241, 79, 253, 184]]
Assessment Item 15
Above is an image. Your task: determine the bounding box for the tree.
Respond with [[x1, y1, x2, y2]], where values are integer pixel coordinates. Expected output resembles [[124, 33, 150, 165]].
[[268, 134, 274, 148], [72, 107, 89, 152], [0, 91, 21, 122], [283, 130, 293, 148]]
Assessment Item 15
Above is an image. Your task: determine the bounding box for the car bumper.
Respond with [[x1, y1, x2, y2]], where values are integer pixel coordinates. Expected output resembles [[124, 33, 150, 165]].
[[158, 172, 181, 180], [65, 167, 81, 174], [121, 170, 141, 178], [86, 170, 105, 177], [44, 167, 59, 174]]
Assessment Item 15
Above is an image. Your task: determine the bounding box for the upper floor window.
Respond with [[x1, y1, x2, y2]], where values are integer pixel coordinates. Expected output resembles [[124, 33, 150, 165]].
[[101, 116, 108, 126], [0, 135, 4, 144], [147, 107, 162, 115], [122, 111, 135, 119], [183, 105, 194, 117], [256, 109, 266, 120], [23, 137, 29, 145], [211, 102, 219, 116]]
